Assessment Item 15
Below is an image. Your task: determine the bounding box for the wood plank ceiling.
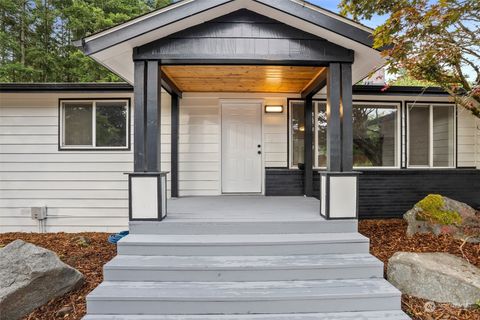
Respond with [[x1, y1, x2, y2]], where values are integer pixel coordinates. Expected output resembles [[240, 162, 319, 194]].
[[162, 66, 325, 93]]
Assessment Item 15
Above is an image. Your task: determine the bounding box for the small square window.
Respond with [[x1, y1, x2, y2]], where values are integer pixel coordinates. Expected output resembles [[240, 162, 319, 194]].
[[60, 99, 129, 150]]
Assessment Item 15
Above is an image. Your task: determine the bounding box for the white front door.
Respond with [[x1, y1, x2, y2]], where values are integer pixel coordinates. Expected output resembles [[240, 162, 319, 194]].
[[221, 102, 262, 193]]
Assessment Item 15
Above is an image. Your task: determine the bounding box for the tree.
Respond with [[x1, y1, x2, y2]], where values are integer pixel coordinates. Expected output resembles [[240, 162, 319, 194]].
[[0, 0, 172, 82], [339, 0, 480, 118]]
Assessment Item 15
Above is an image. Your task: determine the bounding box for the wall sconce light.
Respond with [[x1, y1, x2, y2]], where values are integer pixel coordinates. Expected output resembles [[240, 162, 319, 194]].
[[265, 105, 284, 113]]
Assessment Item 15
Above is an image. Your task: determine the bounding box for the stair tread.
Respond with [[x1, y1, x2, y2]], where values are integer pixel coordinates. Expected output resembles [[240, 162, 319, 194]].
[[87, 279, 400, 301], [119, 233, 369, 245], [82, 310, 410, 320], [105, 253, 382, 270]]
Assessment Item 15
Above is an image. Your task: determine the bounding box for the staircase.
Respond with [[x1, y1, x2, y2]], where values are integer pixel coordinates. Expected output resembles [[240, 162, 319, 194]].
[[83, 217, 409, 319]]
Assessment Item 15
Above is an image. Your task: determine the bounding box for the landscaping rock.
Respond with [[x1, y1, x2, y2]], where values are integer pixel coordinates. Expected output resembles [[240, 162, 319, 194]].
[[387, 252, 480, 307], [404, 194, 480, 242], [0, 240, 84, 320]]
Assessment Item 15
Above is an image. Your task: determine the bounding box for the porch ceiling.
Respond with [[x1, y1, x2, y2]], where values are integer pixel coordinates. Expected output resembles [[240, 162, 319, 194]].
[[162, 65, 326, 93]]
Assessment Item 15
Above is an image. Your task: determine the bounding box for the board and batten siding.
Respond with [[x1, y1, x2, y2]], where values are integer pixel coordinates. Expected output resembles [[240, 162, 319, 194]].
[[0, 91, 172, 232]]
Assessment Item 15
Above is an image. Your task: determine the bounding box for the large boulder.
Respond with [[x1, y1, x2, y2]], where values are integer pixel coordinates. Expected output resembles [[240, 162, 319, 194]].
[[0, 240, 84, 320], [387, 252, 480, 307], [404, 194, 480, 243]]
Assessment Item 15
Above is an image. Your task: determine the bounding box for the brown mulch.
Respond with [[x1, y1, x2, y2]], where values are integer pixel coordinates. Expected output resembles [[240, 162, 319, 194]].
[[359, 219, 480, 320], [0, 219, 478, 319], [0, 232, 116, 320]]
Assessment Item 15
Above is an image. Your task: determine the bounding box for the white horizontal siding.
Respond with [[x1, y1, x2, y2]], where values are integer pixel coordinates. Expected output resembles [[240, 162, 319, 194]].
[[178, 96, 221, 195], [0, 92, 134, 232], [477, 117, 480, 169], [263, 98, 288, 167], [457, 107, 476, 167]]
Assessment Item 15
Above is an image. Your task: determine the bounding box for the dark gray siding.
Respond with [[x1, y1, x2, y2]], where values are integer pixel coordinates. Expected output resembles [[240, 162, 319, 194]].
[[266, 168, 480, 218], [134, 9, 353, 64]]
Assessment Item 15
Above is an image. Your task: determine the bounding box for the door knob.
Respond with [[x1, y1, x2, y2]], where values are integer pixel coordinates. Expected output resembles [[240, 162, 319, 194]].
[[258, 150, 262, 154], [257, 144, 261, 148]]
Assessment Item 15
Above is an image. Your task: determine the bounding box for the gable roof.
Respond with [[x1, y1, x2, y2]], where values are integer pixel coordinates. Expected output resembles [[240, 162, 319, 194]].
[[75, 0, 384, 84]]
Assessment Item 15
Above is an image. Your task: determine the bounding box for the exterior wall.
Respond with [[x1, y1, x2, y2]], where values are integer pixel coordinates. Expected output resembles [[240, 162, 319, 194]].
[[0, 92, 133, 232], [265, 169, 480, 217], [457, 106, 477, 167], [0, 91, 171, 232], [177, 93, 291, 196], [1, 90, 479, 231]]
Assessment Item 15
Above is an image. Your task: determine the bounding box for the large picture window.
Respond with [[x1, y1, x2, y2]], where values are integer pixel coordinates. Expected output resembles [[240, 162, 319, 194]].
[[289, 100, 400, 168], [60, 99, 129, 150], [407, 104, 455, 167]]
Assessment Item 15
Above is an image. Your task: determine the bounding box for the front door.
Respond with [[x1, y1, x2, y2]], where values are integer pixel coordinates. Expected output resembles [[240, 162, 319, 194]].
[[221, 102, 262, 193]]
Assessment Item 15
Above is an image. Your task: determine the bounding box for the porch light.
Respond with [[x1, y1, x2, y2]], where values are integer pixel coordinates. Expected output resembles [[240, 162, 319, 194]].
[[265, 105, 284, 113]]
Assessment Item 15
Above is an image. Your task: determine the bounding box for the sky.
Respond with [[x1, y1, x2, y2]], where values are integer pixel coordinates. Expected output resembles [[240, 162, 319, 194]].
[[308, 0, 388, 28]]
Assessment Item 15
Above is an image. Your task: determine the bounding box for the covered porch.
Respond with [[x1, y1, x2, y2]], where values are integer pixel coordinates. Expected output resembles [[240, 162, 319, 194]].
[[77, 4, 385, 222]]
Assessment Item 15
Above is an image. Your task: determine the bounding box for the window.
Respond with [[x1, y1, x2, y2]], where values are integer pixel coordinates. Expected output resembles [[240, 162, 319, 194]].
[[408, 104, 455, 167], [290, 100, 400, 168], [60, 100, 129, 149]]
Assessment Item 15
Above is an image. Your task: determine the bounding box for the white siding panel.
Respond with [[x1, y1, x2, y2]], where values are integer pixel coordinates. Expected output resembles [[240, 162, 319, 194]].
[[0, 92, 133, 232], [457, 107, 477, 167], [477, 117, 480, 169], [178, 96, 221, 196]]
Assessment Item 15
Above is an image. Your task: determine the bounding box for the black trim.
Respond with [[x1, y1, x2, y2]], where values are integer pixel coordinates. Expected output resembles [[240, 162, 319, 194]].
[[1, 82, 133, 92], [352, 85, 449, 96], [57, 98, 131, 151], [0, 83, 451, 96], [171, 94, 180, 197]]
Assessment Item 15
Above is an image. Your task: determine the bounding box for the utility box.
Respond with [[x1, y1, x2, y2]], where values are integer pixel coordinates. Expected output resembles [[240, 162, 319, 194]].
[[31, 206, 47, 220]]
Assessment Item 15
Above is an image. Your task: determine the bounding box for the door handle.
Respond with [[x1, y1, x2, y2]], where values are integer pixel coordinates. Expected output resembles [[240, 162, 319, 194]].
[[258, 150, 262, 154], [257, 144, 261, 148]]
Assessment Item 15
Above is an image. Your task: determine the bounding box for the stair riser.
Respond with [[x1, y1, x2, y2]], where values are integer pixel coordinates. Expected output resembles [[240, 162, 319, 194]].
[[87, 296, 401, 315], [117, 242, 370, 256], [129, 221, 357, 235], [104, 266, 384, 282]]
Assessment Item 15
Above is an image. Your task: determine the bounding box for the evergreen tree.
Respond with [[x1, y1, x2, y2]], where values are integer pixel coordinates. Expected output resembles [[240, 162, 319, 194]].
[[0, 0, 171, 82]]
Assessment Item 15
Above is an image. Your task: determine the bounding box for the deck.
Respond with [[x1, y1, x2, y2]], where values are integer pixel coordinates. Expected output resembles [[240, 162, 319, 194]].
[[166, 196, 322, 221]]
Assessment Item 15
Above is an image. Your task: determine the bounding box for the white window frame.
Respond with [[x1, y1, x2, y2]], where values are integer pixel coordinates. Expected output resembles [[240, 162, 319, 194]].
[[60, 99, 130, 150], [407, 103, 456, 168], [289, 100, 402, 169]]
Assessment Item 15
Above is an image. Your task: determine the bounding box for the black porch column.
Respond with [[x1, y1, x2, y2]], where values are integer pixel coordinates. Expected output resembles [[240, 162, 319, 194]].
[[133, 60, 161, 172], [326, 63, 342, 171], [341, 63, 353, 171], [145, 60, 161, 172], [170, 93, 179, 197], [304, 95, 314, 196], [133, 60, 147, 172]]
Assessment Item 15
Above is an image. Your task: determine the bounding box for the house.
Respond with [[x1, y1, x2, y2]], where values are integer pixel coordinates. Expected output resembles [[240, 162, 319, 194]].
[[1, 0, 479, 318]]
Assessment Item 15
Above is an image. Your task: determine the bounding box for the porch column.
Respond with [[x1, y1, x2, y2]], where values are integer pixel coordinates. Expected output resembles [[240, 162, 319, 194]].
[[171, 93, 179, 197], [304, 95, 314, 197], [130, 60, 167, 221], [320, 62, 358, 219], [133, 60, 162, 172], [341, 63, 353, 171], [326, 63, 342, 171]]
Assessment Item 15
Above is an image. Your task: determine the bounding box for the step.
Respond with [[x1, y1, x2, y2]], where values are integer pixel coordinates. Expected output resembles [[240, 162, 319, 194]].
[[86, 279, 401, 315], [104, 254, 384, 281], [117, 233, 370, 256], [129, 219, 357, 235], [83, 310, 411, 320]]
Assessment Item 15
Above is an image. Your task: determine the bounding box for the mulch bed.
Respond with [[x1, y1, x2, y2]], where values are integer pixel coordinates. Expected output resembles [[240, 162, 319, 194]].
[[359, 219, 480, 320], [0, 219, 479, 319]]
